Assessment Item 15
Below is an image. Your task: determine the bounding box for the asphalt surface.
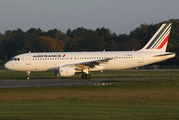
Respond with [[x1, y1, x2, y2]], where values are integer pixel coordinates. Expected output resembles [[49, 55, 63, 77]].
[[1, 69, 178, 88], [0, 77, 168, 88]]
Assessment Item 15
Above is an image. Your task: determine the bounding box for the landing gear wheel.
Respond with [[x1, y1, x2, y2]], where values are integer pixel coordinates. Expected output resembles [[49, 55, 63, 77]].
[[26, 76, 30, 80], [85, 74, 91, 79], [81, 74, 86, 79], [81, 74, 91, 79]]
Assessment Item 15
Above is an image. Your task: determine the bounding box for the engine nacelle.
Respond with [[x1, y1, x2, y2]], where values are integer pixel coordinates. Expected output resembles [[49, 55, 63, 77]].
[[58, 67, 76, 77]]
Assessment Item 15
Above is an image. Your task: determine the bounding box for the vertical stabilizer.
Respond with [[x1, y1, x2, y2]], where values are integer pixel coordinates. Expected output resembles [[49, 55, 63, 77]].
[[140, 23, 172, 52]]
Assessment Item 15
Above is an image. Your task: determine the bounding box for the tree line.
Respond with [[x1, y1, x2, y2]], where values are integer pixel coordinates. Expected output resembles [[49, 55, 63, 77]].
[[0, 19, 179, 65]]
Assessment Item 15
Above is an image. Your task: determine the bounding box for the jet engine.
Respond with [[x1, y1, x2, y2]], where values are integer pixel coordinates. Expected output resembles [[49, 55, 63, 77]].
[[58, 66, 76, 77]]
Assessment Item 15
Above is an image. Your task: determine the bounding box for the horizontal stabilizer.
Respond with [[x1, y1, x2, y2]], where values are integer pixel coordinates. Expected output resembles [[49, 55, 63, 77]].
[[153, 52, 175, 57]]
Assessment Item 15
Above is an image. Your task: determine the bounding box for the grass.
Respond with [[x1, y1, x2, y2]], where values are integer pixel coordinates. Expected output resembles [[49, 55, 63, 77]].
[[0, 100, 178, 120], [0, 70, 179, 119], [0, 70, 179, 80]]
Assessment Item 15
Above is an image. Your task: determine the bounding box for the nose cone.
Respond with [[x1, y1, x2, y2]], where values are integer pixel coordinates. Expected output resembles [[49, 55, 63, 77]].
[[4, 62, 12, 70]]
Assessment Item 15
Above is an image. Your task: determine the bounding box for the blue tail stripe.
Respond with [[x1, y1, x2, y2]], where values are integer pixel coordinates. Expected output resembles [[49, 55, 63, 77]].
[[146, 24, 169, 49]]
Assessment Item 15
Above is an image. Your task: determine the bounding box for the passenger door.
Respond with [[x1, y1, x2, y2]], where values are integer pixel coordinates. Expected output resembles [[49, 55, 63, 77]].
[[26, 55, 31, 65]]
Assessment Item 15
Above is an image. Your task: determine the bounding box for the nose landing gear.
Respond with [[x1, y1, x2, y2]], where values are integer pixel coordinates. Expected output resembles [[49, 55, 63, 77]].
[[26, 71, 31, 80]]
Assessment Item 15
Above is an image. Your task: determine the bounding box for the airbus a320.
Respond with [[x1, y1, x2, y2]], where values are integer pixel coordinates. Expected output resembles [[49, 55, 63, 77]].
[[5, 23, 175, 79]]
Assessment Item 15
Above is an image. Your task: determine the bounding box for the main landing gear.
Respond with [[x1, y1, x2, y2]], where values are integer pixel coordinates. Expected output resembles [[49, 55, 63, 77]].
[[81, 68, 91, 79], [81, 74, 91, 79]]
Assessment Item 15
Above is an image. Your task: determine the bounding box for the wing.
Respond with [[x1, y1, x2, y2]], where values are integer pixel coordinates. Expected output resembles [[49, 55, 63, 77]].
[[66, 57, 116, 70]]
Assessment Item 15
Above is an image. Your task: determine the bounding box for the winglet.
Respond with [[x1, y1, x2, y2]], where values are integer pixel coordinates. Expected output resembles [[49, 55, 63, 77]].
[[140, 23, 172, 52]]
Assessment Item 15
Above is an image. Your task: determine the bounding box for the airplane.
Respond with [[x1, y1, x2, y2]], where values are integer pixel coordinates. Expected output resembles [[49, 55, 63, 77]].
[[5, 23, 175, 79]]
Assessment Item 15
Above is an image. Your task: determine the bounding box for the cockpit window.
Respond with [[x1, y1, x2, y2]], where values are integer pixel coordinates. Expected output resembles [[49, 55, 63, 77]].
[[12, 58, 20, 61]]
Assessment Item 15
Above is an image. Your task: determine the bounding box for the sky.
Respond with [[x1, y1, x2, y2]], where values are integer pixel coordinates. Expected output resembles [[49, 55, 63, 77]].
[[0, 0, 178, 34]]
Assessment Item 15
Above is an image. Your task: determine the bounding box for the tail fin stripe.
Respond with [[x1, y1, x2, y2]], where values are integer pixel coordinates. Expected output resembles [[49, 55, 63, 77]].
[[157, 33, 170, 49], [146, 24, 168, 49], [146, 24, 169, 49], [152, 29, 170, 49], [146, 24, 170, 49], [139, 23, 172, 52], [151, 26, 171, 49]]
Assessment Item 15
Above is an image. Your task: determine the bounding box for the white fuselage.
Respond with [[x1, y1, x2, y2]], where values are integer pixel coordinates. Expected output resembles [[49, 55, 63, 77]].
[[4, 51, 175, 72], [4, 23, 175, 79]]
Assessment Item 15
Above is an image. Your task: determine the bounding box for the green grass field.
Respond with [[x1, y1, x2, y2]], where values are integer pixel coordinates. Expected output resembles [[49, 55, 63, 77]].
[[0, 70, 179, 119], [1, 70, 179, 80]]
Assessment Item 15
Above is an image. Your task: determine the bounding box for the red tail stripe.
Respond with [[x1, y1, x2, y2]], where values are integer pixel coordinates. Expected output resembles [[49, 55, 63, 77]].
[[157, 34, 170, 49]]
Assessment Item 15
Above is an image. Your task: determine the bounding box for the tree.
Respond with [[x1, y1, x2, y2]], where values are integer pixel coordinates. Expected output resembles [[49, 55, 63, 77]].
[[124, 39, 141, 51], [83, 31, 105, 51], [105, 41, 117, 51], [64, 38, 79, 52], [95, 27, 111, 40], [38, 36, 64, 52], [27, 28, 43, 36], [0, 36, 4, 60]]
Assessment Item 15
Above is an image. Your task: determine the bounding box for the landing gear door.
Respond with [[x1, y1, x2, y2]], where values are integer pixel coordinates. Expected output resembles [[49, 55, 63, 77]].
[[138, 53, 143, 63], [26, 55, 31, 65]]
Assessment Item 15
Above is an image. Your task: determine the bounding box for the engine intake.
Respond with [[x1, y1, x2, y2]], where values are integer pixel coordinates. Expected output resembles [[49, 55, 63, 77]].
[[58, 67, 76, 77]]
